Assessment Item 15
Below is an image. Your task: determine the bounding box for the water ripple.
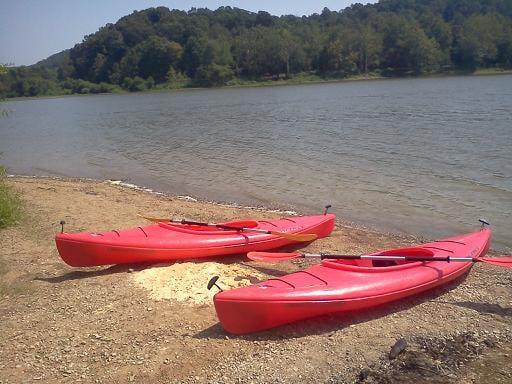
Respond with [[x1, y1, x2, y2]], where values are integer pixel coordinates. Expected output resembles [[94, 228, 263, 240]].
[[1, 75, 511, 250]]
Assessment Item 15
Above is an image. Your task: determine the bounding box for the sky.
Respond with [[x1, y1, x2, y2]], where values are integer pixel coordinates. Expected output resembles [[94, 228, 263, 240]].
[[0, 0, 376, 66]]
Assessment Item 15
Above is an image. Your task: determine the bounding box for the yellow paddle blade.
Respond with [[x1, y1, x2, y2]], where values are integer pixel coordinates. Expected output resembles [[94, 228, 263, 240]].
[[138, 214, 169, 222], [138, 214, 259, 228], [270, 231, 318, 242]]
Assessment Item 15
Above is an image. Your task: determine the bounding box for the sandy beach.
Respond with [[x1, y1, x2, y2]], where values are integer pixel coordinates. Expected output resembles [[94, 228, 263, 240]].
[[0, 176, 510, 383]]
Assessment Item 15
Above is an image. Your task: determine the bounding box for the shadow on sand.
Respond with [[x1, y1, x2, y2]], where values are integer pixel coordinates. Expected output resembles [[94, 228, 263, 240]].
[[33, 253, 291, 284], [33, 263, 150, 283], [436, 300, 512, 317]]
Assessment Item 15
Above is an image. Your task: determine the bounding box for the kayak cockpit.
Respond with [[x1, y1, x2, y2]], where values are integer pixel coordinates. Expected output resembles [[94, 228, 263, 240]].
[[322, 247, 436, 271], [157, 222, 246, 235]]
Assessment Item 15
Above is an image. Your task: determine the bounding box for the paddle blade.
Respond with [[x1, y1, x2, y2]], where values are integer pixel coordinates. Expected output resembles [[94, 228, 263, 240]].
[[270, 231, 318, 242], [479, 257, 512, 268], [247, 251, 302, 262], [221, 220, 259, 228], [207, 276, 220, 290], [138, 214, 259, 228], [139, 214, 168, 222]]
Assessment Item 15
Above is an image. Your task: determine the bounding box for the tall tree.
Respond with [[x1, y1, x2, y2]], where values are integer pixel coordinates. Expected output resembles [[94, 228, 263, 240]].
[[379, 15, 443, 74], [453, 13, 507, 69]]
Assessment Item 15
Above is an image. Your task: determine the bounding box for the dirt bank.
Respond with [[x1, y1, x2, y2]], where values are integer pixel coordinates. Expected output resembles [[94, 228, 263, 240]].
[[0, 176, 510, 383]]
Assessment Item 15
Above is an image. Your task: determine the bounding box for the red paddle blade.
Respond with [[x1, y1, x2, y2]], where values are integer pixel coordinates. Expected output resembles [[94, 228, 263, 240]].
[[479, 257, 512, 268], [221, 220, 259, 228], [247, 251, 302, 262]]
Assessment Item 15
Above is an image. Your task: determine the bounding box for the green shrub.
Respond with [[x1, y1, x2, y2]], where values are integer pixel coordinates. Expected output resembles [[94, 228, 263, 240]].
[[195, 64, 234, 87], [122, 76, 147, 92], [0, 165, 22, 228]]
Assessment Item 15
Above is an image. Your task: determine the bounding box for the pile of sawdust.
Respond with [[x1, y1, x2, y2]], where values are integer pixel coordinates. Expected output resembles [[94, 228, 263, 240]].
[[131, 261, 267, 305]]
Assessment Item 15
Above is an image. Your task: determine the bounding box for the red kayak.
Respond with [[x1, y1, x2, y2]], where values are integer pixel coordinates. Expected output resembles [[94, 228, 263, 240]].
[[55, 214, 335, 267], [214, 227, 491, 334]]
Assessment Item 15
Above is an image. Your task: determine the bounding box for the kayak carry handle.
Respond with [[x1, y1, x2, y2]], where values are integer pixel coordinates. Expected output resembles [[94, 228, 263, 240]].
[[60, 220, 66, 233], [478, 218, 490, 228], [207, 276, 223, 292], [324, 204, 332, 215]]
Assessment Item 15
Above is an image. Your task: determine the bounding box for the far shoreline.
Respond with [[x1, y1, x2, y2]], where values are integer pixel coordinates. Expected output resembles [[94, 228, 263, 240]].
[[4, 68, 512, 102]]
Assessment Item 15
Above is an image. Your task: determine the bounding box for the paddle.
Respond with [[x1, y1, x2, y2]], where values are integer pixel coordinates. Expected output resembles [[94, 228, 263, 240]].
[[139, 214, 259, 228], [139, 215, 318, 242], [247, 251, 512, 267]]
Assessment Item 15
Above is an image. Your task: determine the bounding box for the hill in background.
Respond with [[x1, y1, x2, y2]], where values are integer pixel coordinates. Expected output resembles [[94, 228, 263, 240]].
[[1, 0, 512, 98]]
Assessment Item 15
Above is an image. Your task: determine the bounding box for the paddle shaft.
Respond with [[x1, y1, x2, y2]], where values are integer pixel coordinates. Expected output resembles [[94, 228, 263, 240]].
[[175, 219, 285, 235], [302, 254, 479, 262], [248, 251, 511, 267], [177, 219, 240, 230], [141, 215, 316, 241], [220, 225, 317, 240], [145, 217, 258, 228], [166, 219, 317, 242]]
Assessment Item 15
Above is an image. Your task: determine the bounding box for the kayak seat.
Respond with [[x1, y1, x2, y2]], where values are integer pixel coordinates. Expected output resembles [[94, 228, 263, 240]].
[[371, 247, 435, 267], [372, 259, 398, 267], [378, 247, 435, 257], [322, 247, 436, 271], [337, 259, 398, 267]]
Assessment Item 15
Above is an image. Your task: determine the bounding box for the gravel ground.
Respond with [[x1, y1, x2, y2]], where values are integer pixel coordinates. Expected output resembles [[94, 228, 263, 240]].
[[0, 176, 510, 383]]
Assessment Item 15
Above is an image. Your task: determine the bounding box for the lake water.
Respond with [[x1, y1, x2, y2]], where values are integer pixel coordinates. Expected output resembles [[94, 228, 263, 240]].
[[1, 75, 511, 251]]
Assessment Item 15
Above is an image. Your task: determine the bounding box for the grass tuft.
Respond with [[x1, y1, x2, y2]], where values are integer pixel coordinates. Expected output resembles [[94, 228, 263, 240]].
[[0, 164, 23, 228]]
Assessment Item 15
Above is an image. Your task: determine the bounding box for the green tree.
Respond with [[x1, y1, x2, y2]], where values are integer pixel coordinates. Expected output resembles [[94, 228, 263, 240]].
[[4, 1, 512, 98], [355, 25, 383, 73], [118, 37, 182, 83], [166, 67, 190, 86], [255, 11, 274, 26], [453, 13, 507, 69], [0, 64, 9, 115], [119, 50, 140, 80], [322, 26, 360, 74], [182, 35, 208, 77], [136, 36, 182, 82], [379, 16, 443, 74], [496, 28, 512, 68], [70, 24, 126, 82], [233, 30, 256, 76], [121, 76, 147, 91], [293, 24, 324, 72], [195, 63, 234, 86]]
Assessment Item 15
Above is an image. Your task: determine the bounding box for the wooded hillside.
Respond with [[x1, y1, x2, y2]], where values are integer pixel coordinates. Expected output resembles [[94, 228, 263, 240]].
[[2, 0, 512, 97]]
